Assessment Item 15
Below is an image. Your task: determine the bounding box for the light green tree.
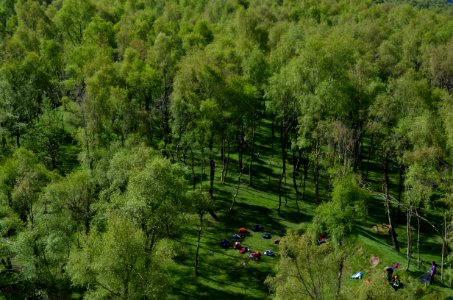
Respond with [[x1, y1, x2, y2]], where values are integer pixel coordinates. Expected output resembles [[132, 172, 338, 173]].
[[67, 214, 169, 299]]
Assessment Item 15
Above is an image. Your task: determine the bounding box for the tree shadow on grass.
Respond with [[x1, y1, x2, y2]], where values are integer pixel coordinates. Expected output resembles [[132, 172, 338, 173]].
[[356, 225, 393, 248]]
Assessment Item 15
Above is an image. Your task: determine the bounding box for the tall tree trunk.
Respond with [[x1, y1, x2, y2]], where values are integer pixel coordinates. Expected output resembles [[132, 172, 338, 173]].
[[314, 135, 320, 204], [301, 153, 309, 202], [417, 212, 420, 269], [334, 256, 344, 300], [406, 206, 413, 270], [248, 122, 256, 187], [225, 141, 230, 183], [221, 136, 226, 185], [441, 213, 446, 281], [384, 157, 400, 252], [160, 85, 171, 148], [200, 147, 204, 191], [364, 134, 374, 182], [238, 125, 244, 172], [209, 139, 215, 199], [397, 164, 405, 223], [195, 211, 204, 276], [278, 121, 286, 216], [352, 126, 362, 172], [190, 148, 196, 191], [229, 171, 242, 213], [292, 149, 302, 195]]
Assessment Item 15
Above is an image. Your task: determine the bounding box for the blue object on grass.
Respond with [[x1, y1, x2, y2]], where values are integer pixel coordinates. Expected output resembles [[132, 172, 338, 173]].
[[351, 272, 363, 279]]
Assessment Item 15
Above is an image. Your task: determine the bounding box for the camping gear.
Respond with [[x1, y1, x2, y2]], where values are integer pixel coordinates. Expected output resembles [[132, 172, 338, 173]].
[[239, 228, 249, 234], [251, 224, 264, 232], [231, 234, 242, 239], [239, 247, 248, 254], [351, 272, 363, 279], [248, 251, 261, 261], [220, 239, 230, 249], [233, 242, 241, 249], [264, 250, 274, 256], [419, 272, 431, 283], [274, 239, 280, 245], [262, 233, 271, 239]]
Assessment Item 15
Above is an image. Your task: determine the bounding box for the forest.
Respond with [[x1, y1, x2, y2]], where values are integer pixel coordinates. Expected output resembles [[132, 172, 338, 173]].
[[1, 0, 453, 299]]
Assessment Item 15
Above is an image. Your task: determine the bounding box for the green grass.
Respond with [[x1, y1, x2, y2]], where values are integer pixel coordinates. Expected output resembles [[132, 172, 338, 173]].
[[166, 117, 453, 299]]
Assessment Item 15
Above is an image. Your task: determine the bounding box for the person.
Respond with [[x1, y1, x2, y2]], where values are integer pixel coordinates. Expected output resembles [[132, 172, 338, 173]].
[[391, 275, 400, 291], [430, 261, 438, 284], [220, 239, 230, 249], [317, 233, 325, 245], [384, 266, 393, 282], [233, 241, 241, 249]]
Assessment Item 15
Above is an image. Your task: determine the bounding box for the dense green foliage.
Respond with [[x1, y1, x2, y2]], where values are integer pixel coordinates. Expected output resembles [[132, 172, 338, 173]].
[[1, 0, 453, 299]]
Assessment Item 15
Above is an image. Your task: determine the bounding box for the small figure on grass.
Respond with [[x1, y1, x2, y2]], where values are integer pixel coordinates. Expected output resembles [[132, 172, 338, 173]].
[[220, 239, 230, 249], [430, 261, 438, 285], [390, 275, 402, 291], [317, 233, 325, 245], [248, 251, 261, 261], [384, 266, 393, 282], [233, 241, 241, 250]]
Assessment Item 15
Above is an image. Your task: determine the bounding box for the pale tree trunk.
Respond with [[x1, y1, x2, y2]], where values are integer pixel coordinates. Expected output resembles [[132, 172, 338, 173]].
[[221, 137, 226, 185], [209, 138, 215, 199], [301, 153, 309, 202], [221, 140, 230, 185], [314, 136, 320, 204], [334, 256, 344, 300], [441, 213, 446, 281], [292, 150, 301, 213], [229, 171, 242, 213], [406, 206, 413, 270], [238, 125, 244, 172], [278, 120, 287, 216], [190, 148, 196, 190], [292, 149, 302, 196], [417, 213, 420, 269], [397, 164, 405, 223], [248, 122, 256, 187], [364, 134, 374, 182], [195, 211, 204, 276], [200, 147, 204, 191], [384, 158, 400, 252]]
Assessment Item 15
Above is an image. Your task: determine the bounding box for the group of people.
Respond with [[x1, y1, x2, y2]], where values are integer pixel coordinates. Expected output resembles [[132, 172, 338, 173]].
[[419, 261, 439, 285], [384, 265, 401, 291], [384, 261, 438, 292], [219, 225, 278, 261]]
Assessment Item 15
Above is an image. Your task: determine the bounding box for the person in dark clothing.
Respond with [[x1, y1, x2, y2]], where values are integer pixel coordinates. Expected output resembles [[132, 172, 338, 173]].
[[220, 239, 230, 249], [430, 261, 438, 284], [384, 266, 394, 282], [391, 275, 401, 291]]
